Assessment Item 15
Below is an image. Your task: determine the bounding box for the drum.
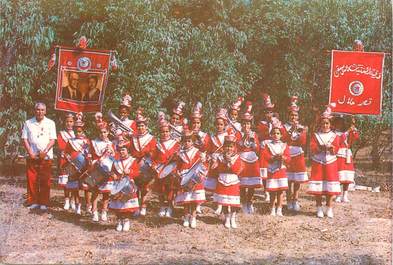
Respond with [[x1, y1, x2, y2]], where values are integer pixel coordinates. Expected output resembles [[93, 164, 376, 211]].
[[83, 157, 114, 188], [63, 153, 87, 181], [111, 177, 137, 203], [157, 161, 177, 179], [180, 162, 207, 191]]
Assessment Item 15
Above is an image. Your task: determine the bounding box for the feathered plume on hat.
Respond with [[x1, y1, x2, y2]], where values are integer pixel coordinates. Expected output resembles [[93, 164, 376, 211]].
[[271, 117, 282, 129], [172, 101, 186, 116], [135, 107, 147, 123], [120, 94, 132, 108], [262, 93, 275, 109], [224, 127, 237, 143], [215, 108, 228, 120], [191, 101, 203, 119], [288, 96, 300, 112], [241, 101, 253, 121], [95, 112, 108, 129], [321, 103, 336, 119], [230, 97, 244, 111], [74, 112, 85, 127], [157, 111, 169, 129]]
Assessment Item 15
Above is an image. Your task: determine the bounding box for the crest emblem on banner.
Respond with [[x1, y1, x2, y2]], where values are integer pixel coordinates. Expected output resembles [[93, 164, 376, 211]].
[[77, 57, 92, 71]]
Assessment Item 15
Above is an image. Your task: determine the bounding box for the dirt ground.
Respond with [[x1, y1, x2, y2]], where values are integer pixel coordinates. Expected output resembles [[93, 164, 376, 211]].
[[0, 146, 391, 264]]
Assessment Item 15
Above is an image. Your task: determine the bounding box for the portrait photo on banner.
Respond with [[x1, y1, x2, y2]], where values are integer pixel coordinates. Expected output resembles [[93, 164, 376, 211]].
[[60, 70, 104, 102]]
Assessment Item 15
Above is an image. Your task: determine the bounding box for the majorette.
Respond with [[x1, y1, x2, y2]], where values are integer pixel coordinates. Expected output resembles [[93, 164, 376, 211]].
[[281, 96, 308, 211], [151, 111, 180, 218], [308, 103, 341, 218], [212, 129, 242, 228], [204, 108, 228, 192], [236, 101, 262, 214], [260, 117, 291, 217]]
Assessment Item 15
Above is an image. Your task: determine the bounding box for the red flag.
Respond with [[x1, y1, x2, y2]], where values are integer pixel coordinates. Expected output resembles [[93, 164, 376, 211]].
[[329, 50, 385, 115]]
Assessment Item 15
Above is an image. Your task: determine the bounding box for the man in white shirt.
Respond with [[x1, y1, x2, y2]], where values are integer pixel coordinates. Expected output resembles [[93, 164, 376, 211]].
[[21, 102, 56, 211]]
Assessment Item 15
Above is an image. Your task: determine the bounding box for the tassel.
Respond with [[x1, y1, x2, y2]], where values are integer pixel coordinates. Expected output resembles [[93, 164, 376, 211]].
[[48, 50, 56, 71]]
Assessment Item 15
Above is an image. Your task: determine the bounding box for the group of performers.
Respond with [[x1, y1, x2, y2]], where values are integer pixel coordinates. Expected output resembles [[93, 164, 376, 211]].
[[57, 94, 359, 231]]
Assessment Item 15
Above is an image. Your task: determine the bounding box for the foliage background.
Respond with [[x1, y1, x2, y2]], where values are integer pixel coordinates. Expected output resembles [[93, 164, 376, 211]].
[[0, 0, 391, 165]]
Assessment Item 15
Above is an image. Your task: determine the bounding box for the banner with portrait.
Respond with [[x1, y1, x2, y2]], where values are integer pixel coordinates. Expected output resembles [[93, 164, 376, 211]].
[[55, 47, 113, 113], [329, 50, 385, 115]]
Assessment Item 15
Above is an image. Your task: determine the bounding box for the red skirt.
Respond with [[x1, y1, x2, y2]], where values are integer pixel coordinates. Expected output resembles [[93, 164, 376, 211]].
[[287, 154, 308, 183], [308, 160, 341, 195], [336, 157, 355, 184], [239, 161, 263, 188], [266, 169, 288, 192], [213, 181, 240, 207]]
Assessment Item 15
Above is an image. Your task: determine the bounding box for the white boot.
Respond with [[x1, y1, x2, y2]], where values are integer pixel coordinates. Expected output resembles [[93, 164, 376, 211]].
[[165, 207, 173, 218], [317, 206, 324, 218], [342, 191, 350, 203], [335, 195, 342, 203], [158, 207, 166, 217], [70, 200, 76, 211], [86, 205, 92, 214], [183, 215, 190, 227], [224, 214, 231, 228], [276, 207, 283, 217], [101, 210, 108, 221], [293, 201, 301, 212], [92, 211, 99, 222], [196, 204, 202, 214], [264, 192, 270, 202], [270, 207, 276, 216], [230, 212, 238, 229], [140, 207, 147, 216], [248, 202, 255, 214], [190, 216, 197, 229], [75, 203, 82, 215], [116, 219, 123, 232], [63, 198, 70, 210], [326, 207, 334, 218], [215, 204, 222, 215], [241, 203, 249, 214], [122, 219, 130, 231]]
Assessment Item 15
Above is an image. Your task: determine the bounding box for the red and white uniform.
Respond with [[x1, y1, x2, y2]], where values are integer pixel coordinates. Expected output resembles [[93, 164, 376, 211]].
[[151, 138, 180, 193], [90, 138, 116, 193], [194, 130, 209, 152], [204, 132, 227, 191], [170, 124, 183, 142], [226, 121, 242, 134], [308, 131, 341, 195], [257, 120, 273, 180], [262, 140, 290, 191], [109, 156, 140, 213], [129, 132, 157, 160], [57, 130, 75, 187], [213, 153, 243, 207], [175, 146, 206, 205], [336, 128, 359, 184], [236, 131, 262, 188], [282, 123, 308, 183], [129, 132, 157, 187], [63, 136, 91, 191]]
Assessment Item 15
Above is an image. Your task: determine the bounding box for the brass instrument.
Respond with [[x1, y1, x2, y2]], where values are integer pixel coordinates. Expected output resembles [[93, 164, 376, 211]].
[[107, 109, 134, 136]]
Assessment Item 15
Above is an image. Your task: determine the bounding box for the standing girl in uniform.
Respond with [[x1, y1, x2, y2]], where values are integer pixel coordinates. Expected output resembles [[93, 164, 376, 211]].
[[57, 113, 75, 210], [308, 104, 341, 218]]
